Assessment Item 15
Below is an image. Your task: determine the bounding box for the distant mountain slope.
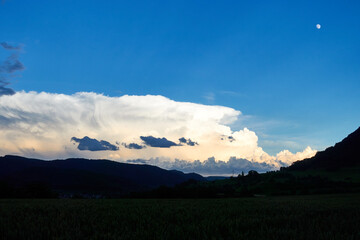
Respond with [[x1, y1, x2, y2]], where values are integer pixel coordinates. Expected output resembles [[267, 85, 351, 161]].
[[206, 176, 230, 181], [288, 127, 360, 171], [0, 155, 204, 196]]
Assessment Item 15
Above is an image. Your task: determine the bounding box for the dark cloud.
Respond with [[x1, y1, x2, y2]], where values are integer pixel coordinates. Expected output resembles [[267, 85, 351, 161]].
[[220, 135, 235, 142], [122, 143, 146, 149], [71, 136, 119, 151], [186, 139, 198, 146], [179, 137, 198, 146], [0, 42, 24, 96], [0, 42, 22, 50], [144, 157, 282, 176], [0, 86, 15, 96], [140, 136, 178, 148], [0, 54, 25, 73]]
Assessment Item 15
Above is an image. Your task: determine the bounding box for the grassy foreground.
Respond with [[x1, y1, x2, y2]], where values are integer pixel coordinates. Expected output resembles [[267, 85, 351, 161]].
[[0, 194, 359, 240]]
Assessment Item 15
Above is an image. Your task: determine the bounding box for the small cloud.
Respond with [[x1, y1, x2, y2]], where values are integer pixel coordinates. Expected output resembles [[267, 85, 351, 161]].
[[203, 92, 215, 102], [0, 42, 22, 51], [71, 136, 119, 151], [179, 137, 198, 146], [140, 136, 178, 148], [122, 142, 146, 150], [219, 90, 246, 98], [187, 139, 198, 146], [220, 135, 235, 142]]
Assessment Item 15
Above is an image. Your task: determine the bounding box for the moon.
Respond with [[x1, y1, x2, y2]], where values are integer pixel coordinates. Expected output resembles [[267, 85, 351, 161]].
[[316, 24, 321, 29]]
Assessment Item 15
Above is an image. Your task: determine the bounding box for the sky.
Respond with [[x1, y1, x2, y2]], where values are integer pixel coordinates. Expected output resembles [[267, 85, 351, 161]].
[[1, 0, 359, 175]]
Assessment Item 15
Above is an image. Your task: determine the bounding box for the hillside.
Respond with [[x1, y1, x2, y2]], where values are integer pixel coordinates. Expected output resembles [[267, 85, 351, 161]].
[[0, 155, 204, 197], [136, 127, 360, 198], [288, 126, 360, 171]]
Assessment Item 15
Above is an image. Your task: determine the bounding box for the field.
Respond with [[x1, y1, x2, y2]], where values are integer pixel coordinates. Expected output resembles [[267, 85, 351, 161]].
[[0, 194, 359, 240]]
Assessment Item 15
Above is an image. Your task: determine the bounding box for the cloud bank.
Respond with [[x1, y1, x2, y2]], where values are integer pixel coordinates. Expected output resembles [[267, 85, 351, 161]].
[[127, 157, 281, 176], [0, 91, 316, 173]]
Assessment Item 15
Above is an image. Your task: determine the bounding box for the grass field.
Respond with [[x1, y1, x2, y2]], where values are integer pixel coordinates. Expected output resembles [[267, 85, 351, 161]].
[[0, 194, 359, 240]]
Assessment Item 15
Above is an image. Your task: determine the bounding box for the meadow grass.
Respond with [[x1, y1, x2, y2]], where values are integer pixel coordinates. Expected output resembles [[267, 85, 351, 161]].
[[0, 194, 359, 240]]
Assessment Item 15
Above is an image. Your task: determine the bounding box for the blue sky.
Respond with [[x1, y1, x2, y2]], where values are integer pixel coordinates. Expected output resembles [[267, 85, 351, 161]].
[[1, 0, 360, 155]]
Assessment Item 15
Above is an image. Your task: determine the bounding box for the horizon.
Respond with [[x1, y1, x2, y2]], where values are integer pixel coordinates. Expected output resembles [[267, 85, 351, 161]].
[[1, 1, 360, 175]]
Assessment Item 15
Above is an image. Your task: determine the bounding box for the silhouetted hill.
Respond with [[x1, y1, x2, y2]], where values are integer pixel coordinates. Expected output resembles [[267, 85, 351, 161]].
[[133, 127, 360, 198], [206, 176, 229, 181], [0, 155, 204, 197], [288, 126, 360, 171]]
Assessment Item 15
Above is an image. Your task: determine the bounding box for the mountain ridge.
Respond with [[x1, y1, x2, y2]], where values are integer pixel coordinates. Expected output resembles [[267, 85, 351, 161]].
[[288, 126, 360, 171], [0, 155, 204, 197]]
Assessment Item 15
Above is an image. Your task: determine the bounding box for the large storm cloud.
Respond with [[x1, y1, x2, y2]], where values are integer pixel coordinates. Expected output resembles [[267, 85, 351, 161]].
[[0, 91, 316, 171]]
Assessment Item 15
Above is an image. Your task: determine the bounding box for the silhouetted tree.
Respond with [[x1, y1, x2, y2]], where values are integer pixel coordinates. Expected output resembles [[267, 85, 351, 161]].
[[248, 170, 259, 176]]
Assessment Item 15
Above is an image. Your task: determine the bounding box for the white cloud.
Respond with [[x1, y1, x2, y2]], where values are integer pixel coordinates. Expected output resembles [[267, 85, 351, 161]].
[[203, 92, 215, 102], [275, 146, 315, 165], [0, 91, 316, 172]]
